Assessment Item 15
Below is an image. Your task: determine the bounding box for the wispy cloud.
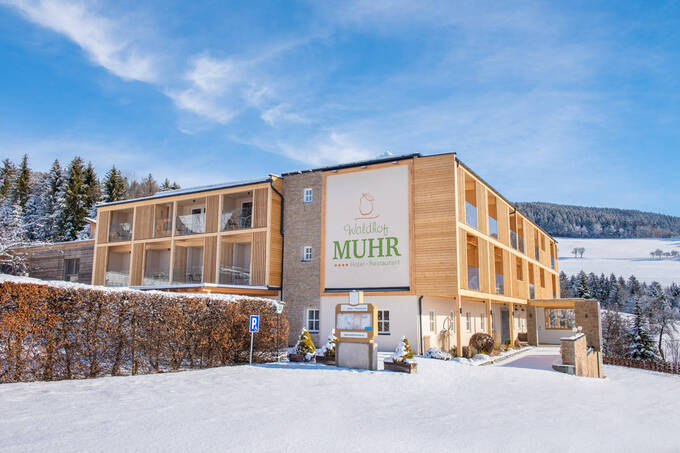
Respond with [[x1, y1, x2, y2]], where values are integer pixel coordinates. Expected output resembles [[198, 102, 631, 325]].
[[2, 0, 158, 82]]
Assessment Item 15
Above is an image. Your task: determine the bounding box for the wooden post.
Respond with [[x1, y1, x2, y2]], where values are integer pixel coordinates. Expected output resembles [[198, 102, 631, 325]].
[[509, 303, 515, 346], [456, 297, 462, 356], [486, 300, 492, 335]]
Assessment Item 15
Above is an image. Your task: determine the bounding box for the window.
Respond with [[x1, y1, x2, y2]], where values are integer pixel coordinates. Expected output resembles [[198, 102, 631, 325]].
[[378, 310, 390, 335], [64, 258, 80, 282], [302, 246, 312, 262], [540, 268, 546, 288], [429, 310, 436, 332], [480, 312, 486, 331], [544, 308, 575, 330], [466, 312, 471, 332], [303, 188, 313, 203], [516, 257, 523, 281], [464, 174, 478, 228], [306, 309, 319, 333]]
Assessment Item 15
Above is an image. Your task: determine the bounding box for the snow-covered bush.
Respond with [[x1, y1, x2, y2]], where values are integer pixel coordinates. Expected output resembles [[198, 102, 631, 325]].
[[391, 336, 414, 364], [424, 348, 452, 360], [295, 328, 316, 361], [469, 333, 494, 355], [317, 329, 337, 359], [0, 277, 289, 383]]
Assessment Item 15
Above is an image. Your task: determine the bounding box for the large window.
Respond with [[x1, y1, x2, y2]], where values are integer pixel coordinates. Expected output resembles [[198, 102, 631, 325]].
[[464, 174, 478, 229], [466, 234, 480, 291], [545, 308, 575, 330], [64, 258, 79, 282], [378, 310, 390, 335], [306, 309, 319, 333], [488, 193, 498, 239]]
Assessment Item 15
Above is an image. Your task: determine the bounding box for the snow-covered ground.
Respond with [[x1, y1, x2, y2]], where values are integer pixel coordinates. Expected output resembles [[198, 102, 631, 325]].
[[557, 237, 680, 285], [1, 350, 679, 452]]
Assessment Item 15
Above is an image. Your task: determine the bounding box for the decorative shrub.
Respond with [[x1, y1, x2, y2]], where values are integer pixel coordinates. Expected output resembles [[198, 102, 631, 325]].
[[424, 348, 452, 360], [469, 333, 494, 355], [0, 279, 288, 383], [391, 336, 414, 364], [295, 328, 316, 360], [317, 329, 337, 359]]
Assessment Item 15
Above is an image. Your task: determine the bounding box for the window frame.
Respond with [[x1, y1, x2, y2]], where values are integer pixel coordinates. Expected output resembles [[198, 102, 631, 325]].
[[306, 308, 320, 333], [466, 312, 471, 332], [302, 246, 312, 262], [544, 308, 575, 330], [429, 310, 436, 333], [378, 310, 390, 335], [63, 258, 80, 281], [303, 188, 313, 203]]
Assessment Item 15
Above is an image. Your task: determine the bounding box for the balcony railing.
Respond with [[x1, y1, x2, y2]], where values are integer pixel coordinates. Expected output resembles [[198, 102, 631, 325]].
[[489, 217, 498, 239], [529, 283, 535, 299], [535, 246, 540, 261], [105, 271, 129, 286], [495, 273, 504, 295], [172, 266, 203, 284], [510, 231, 518, 250], [220, 210, 252, 231], [465, 202, 478, 229], [108, 223, 132, 242], [219, 265, 251, 286], [176, 213, 205, 235], [551, 256, 555, 269], [142, 272, 169, 286], [518, 236, 525, 253], [467, 265, 480, 290], [154, 219, 172, 238]]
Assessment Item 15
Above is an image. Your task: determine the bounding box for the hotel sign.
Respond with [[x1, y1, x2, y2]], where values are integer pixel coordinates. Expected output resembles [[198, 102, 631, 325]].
[[324, 164, 410, 290]]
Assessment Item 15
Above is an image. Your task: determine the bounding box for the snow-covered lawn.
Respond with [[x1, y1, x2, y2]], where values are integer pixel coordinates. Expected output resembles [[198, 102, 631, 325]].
[[1, 350, 678, 452], [558, 237, 680, 285]]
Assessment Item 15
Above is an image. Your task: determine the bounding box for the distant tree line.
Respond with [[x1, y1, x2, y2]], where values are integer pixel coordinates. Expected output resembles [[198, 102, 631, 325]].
[[516, 202, 680, 238], [0, 155, 180, 270], [560, 271, 679, 362]]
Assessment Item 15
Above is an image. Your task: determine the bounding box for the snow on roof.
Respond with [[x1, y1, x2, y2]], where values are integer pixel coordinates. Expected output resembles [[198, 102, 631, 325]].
[[96, 176, 274, 207], [0, 274, 283, 305]]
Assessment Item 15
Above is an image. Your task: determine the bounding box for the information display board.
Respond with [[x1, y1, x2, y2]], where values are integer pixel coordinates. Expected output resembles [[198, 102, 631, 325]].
[[335, 303, 378, 343]]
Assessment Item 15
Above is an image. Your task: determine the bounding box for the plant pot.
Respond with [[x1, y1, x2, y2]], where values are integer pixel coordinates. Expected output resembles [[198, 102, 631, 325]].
[[384, 360, 417, 374], [288, 353, 315, 363], [315, 355, 336, 366]]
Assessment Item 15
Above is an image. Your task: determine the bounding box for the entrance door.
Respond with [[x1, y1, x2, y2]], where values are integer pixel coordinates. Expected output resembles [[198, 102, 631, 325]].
[[501, 310, 510, 343]]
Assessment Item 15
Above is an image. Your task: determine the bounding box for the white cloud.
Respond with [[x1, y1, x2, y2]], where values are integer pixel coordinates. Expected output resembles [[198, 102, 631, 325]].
[[261, 103, 308, 127], [2, 0, 158, 82], [277, 131, 376, 166]]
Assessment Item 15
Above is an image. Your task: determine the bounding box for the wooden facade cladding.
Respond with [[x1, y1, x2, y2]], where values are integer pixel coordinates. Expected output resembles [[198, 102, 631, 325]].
[[93, 246, 107, 285], [205, 195, 219, 233], [134, 205, 154, 240], [251, 231, 267, 285], [97, 211, 110, 244], [203, 236, 217, 283], [253, 188, 268, 228], [130, 242, 144, 286], [267, 178, 283, 287], [413, 154, 458, 296]]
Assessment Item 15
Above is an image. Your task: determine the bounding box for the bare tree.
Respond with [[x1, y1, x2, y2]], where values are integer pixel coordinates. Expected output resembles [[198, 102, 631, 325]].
[[578, 247, 586, 258]]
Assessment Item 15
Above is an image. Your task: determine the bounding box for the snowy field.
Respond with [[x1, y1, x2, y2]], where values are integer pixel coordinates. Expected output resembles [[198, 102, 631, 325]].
[[557, 237, 680, 285], [1, 350, 679, 453]]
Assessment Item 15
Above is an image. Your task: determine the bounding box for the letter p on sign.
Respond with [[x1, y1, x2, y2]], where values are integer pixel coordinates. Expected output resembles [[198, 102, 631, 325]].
[[249, 315, 260, 333]]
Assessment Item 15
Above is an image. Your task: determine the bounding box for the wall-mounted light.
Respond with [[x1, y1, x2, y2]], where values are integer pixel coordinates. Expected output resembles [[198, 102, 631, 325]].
[[459, 307, 463, 314]]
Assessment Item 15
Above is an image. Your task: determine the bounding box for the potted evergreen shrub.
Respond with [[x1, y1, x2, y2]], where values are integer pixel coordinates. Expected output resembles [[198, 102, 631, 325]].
[[288, 328, 316, 362], [384, 336, 417, 373], [315, 330, 337, 365]]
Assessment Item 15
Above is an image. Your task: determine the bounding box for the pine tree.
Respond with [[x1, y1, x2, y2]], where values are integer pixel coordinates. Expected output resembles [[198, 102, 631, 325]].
[[24, 174, 47, 241], [40, 160, 65, 241], [628, 275, 641, 296], [57, 157, 88, 241], [13, 154, 30, 209], [392, 336, 414, 363], [0, 158, 15, 200], [102, 166, 127, 203], [0, 201, 31, 274], [82, 162, 101, 216], [160, 178, 180, 192], [575, 271, 591, 299], [628, 296, 658, 361]]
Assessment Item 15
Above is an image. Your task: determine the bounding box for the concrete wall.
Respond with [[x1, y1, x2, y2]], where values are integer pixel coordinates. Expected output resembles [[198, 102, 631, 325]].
[[560, 333, 603, 378], [282, 172, 322, 345]]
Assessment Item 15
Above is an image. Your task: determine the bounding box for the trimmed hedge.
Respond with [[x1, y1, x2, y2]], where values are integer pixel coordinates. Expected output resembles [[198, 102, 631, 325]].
[[0, 281, 288, 383]]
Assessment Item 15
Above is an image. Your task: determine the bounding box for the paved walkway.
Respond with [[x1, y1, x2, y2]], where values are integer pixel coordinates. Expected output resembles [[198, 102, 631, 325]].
[[500, 346, 561, 372]]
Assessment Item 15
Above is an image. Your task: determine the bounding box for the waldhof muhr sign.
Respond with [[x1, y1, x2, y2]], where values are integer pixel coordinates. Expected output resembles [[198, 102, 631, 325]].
[[324, 164, 410, 291]]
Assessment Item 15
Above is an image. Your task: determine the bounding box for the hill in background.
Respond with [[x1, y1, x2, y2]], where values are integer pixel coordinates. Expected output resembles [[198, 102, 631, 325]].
[[516, 202, 680, 238]]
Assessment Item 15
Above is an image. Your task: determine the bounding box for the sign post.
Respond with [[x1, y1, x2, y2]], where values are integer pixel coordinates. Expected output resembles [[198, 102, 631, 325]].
[[249, 315, 259, 364], [335, 292, 379, 370]]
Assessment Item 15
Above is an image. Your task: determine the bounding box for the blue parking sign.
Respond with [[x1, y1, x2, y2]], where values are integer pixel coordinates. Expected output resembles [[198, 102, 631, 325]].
[[249, 315, 260, 333]]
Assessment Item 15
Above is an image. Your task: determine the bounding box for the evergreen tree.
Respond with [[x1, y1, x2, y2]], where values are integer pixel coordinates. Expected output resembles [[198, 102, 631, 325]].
[[575, 271, 591, 299], [82, 161, 101, 216], [24, 174, 46, 241], [628, 296, 658, 361], [102, 166, 127, 202], [0, 201, 31, 274], [602, 302, 628, 356], [0, 158, 15, 200], [13, 154, 30, 209], [57, 157, 88, 241], [628, 275, 641, 296], [41, 160, 65, 241], [295, 328, 316, 359], [160, 178, 180, 192]]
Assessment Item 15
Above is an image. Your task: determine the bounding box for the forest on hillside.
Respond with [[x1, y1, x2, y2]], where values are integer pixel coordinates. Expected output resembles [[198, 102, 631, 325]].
[[516, 202, 680, 238]]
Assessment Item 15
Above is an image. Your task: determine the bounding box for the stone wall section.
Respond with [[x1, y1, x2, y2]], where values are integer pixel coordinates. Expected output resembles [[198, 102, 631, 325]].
[[282, 172, 322, 345]]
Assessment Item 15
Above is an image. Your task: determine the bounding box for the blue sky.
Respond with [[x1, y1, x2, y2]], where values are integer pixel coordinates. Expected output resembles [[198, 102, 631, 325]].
[[1, 1, 680, 214]]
